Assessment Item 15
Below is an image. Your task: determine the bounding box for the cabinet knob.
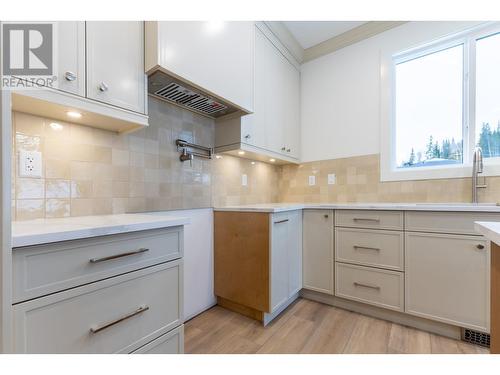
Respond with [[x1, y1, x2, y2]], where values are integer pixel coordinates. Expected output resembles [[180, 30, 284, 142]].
[[244, 134, 251, 140], [281, 146, 286, 151], [324, 214, 329, 218], [287, 149, 291, 153], [476, 244, 485, 250], [64, 71, 77, 82], [99, 82, 109, 92]]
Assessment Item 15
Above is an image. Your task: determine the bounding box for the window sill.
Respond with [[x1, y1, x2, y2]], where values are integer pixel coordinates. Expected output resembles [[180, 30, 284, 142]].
[[380, 162, 500, 182]]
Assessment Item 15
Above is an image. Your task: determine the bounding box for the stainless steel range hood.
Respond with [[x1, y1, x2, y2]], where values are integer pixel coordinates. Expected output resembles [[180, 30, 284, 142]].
[[147, 70, 243, 119]]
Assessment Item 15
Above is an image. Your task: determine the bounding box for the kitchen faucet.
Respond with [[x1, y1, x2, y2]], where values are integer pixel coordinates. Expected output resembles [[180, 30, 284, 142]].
[[472, 147, 487, 203]]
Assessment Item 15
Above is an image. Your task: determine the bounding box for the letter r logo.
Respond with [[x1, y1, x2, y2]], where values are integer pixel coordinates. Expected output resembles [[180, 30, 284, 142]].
[[2, 23, 53, 76]]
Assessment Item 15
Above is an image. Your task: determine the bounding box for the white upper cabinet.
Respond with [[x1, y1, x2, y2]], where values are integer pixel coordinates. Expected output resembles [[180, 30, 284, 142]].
[[55, 22, 85, 96], [145, 21, 254, 113], [215, 24, 301, 163], [86, 21, 146, 114]]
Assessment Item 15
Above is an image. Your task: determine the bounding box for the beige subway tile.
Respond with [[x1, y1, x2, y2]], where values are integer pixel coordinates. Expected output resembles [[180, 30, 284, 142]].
[[70, 143, 96, 162], [70, 199, 94, 216], [70, 124, 94, 144], [16, 199, 44, 220], [93, 146, 112, 164], [112, 181, 129, 198], [129, 181, 145, 197], [44, 120, 71, 140], [129, 167, 145, 182], [92, 198, 113, 215], [16, 178, 45, 199], [14, 112, 45, 136], [93, 180, 113, 198], [112, 166, 130, 181], [71, 180, 93, 198], [93, 163, 113, 181], [112, 149, 129, 166], [46, 179, 70, 198], [70, 161, 93, 180], [144, 153, 159, 168], [92, 128, 114, 147], [130, 152, 145, 167], [15, 133, 42, 152], [45, 138, 72, 159], [112, 198, 129, 214], [45, 158, 71, 179], [45, 198, 70, 218]]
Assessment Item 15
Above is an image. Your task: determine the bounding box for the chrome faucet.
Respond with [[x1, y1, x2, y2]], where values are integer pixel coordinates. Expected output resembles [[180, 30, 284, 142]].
[[472, 147, 487, 203]]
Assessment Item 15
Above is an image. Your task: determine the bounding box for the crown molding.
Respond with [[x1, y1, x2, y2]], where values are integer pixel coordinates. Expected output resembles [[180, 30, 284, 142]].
[[263, 21, 305, 63], [303, 21, 408, 62]]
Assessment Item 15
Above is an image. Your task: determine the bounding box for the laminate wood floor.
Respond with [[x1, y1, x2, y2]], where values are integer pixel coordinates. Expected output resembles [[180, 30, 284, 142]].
[[185, 298, 489, 354]]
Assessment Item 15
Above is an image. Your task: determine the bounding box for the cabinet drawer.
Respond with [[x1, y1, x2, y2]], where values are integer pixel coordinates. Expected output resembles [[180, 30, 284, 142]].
[[13, 227, 183, 303], [132, 325, 184, 354], [405, 211, 500, 235], [335, 210, 403, 230], [335, 263, 404, 312], [13, 261, 183, 354], [335, 228, 404, 271]]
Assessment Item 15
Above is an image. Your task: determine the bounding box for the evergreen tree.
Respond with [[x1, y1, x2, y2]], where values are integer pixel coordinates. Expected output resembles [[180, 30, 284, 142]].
[[408, 148, 415, 165], [478, 122, 492, 157], [441, 139, 451, 159], [433, 141, 440, 158], [425, 136, 434, 160]]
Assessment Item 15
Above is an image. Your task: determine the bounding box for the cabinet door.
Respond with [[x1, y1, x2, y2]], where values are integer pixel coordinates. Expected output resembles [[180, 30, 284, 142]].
[[303, 210, 334, 294], [86, 21, 145, 113], [287, 210, 303, 297], [283, 61, 300, 159], [56, 22, 85, 96], [270, 213, 289, 312], [405, 232, 490, 332]]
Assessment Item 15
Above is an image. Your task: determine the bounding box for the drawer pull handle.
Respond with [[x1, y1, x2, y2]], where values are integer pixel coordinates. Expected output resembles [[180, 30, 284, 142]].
[[274, 219, 289, 224], [353, 282, 381, 290], [476, 244, 485, 250], [353, 218, 380, 223], [89, 248, 149, 263], [353, 245, 380, 251], [90, 305, 149, 334]]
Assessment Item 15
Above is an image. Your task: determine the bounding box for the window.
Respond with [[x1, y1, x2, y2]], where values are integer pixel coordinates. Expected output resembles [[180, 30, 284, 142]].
[[395, 44, 464, 168], [386, 23, 500, 180]]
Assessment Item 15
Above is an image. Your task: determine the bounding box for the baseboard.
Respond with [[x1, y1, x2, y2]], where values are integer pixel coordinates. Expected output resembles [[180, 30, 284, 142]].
[[300, 289, 461, 340], [217, 297, 264, 322], [263, 292, 300, 326]]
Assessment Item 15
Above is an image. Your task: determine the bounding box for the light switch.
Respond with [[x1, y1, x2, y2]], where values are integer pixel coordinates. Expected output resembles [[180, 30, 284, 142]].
[[242, 174, 248, 186], [19, 150, 42, 178], [308, 175, 316, 186], [328, 173, 336, 185]]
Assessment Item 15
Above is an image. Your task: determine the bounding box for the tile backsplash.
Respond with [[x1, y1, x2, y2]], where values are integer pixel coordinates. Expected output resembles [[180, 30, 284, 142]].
[[279, 154, 500, 203], [12, 98, 500, 221], [11, 98, 280, 220]]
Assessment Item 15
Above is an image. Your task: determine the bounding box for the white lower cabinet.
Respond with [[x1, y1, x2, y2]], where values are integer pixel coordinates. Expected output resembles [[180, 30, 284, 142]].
[[132, 325, 184, 354], [405, 232, 490, 332], [302, 210, 334, 294], [13, 261, 183, 354], [270, 210, 302, 313]]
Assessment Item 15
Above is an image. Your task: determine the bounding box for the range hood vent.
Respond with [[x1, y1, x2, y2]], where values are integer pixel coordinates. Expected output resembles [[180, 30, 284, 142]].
[[148, 71, 240, 119]]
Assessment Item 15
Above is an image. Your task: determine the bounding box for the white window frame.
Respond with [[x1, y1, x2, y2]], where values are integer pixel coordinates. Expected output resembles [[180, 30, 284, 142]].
[[380, 22, 500, 182]]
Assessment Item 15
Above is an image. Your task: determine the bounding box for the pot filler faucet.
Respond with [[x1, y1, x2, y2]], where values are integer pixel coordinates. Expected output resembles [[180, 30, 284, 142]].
[[472, 147, 487, 203]]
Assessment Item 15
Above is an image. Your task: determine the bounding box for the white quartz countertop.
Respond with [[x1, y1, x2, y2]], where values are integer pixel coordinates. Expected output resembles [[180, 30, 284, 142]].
[[214, 202, 500, 213], [12, 213, 190, 248], [475, 221, 500, 245]]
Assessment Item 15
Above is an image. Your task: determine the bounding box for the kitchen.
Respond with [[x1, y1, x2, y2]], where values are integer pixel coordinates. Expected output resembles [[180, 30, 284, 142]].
[[1, 0, 500, 371]]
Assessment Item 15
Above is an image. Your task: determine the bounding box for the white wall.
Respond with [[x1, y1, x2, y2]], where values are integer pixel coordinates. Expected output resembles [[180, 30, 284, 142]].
[[300, 21, 484, 163]]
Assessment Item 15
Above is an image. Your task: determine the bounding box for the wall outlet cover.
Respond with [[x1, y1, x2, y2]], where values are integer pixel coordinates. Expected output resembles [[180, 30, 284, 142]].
[[308, 175, 316, 186], [328, 173, 336, 185], [19, 150, 42, 178], [242, 174, 248, 186]]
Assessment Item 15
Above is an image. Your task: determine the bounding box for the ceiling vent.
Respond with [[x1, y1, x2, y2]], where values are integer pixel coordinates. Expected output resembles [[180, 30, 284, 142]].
[[148, 71, 240, 118]]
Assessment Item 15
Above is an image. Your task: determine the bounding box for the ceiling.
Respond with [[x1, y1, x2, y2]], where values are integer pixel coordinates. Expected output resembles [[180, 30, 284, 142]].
[[282, 21, 367, 49]]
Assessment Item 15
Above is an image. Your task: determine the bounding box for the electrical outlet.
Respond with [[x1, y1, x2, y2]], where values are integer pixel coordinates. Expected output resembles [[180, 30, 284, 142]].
[[19, 150, 42, 178], [308, 175, 316, 186], [241, 174, 248, 186], [328, 173, 336, 185]]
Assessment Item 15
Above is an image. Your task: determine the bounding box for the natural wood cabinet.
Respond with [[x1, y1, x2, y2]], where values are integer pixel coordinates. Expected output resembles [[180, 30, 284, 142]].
[[214, 210, 302, 325]]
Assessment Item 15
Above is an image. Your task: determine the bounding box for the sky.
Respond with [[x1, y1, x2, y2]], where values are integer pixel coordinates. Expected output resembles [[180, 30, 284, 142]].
[[395, 31, 500, 166]]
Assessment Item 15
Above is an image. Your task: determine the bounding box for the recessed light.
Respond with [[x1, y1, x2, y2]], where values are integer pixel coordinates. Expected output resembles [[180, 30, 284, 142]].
[[215, 155, 222, 159], [66, 111, 82, 119], [49, 122, 63, 131], [238, 151, 245, 155], [269, 158, 276, 162], [251, 161, 256, 165]]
